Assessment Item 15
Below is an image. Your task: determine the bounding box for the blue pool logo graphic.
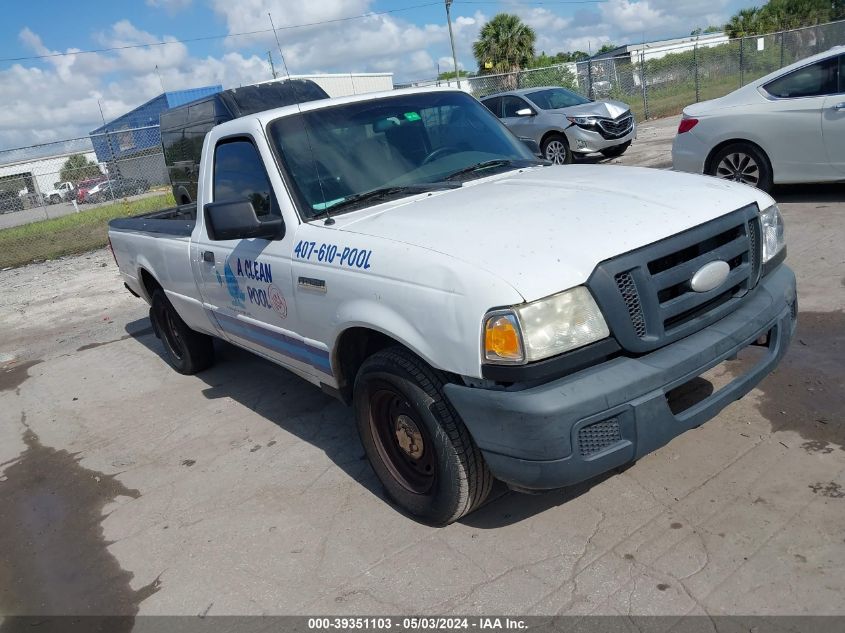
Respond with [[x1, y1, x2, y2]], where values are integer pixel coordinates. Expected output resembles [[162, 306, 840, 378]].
[[216, 261, 245, 307]]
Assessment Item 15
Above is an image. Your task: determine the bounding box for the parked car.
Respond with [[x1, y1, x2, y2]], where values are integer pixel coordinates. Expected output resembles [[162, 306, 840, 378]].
[[86, 178, 150, 203], [481, 86, 636, 164], [76, 176, 107, 203], [42, 181, 75, 204], [109, 87, 794, 525], [672, 46, 845, 191]]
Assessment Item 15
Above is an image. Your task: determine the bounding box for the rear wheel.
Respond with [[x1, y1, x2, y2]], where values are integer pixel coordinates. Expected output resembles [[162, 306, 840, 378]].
[[601, 140, 631, 159], [150, 289, 214, 374], [541, 133, 573, 165], [708, 142, 772, 192], [353, 346, 492, 525]]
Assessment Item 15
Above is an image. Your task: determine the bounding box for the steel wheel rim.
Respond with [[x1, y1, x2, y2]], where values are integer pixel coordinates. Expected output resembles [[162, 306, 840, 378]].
[[368, 383, 435, 494], [716, 152, 759, 185], [545, 140, 568, 164]]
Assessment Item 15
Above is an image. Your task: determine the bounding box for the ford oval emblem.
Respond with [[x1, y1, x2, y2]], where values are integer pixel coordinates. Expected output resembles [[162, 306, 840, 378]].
[[690, 260, 730, 293]]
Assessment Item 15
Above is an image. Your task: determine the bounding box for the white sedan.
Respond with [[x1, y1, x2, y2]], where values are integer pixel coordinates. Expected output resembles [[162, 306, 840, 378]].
[[672, 46, 845, 191]]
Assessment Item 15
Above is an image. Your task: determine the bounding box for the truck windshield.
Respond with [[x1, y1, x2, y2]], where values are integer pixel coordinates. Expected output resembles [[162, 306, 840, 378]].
[[266, 91, 539, 219]]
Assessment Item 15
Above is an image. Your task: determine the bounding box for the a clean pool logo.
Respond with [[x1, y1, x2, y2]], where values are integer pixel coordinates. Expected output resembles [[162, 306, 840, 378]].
[[690, 260, 730, 293]]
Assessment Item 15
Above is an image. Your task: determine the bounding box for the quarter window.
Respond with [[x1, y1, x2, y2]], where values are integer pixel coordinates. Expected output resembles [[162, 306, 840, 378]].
[[212, 139, 278, 218], [764, 57, 839, 98]]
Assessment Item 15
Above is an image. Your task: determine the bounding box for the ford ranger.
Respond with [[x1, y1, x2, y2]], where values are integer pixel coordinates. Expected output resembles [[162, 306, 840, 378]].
[[108, 88, 796, 525]]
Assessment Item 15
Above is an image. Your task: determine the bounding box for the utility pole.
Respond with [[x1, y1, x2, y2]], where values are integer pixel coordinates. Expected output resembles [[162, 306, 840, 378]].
[[267, 50, 278, 79], [444, 0, 461, 88]]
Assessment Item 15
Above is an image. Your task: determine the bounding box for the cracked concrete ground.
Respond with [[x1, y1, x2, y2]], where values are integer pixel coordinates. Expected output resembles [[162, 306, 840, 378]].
[[1, 116, 843, 617]]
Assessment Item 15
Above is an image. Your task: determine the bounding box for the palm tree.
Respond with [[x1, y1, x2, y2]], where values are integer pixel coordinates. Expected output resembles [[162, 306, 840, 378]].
[[725, 7, 762, 37], [472, 13, 536, 75]]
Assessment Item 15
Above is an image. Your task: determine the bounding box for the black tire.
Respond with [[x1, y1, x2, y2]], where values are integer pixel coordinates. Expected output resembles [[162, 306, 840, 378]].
[[707, 142, 772, 192], [541, 133, 573, 165], [150, 289, 214, 374], [601, 140, 631, 159], [353, 346, 492, 525]]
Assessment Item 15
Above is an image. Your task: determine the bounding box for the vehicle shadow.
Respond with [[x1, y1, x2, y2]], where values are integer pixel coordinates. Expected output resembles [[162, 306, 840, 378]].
[[772, 182, 845, 204], [123, 317, 385, 502], [123, 317, 621, 527]]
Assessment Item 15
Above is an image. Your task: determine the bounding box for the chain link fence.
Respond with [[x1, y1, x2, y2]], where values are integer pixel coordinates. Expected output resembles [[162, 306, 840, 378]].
[[0, 126, 174, 269], [405, 19, 845, 122]]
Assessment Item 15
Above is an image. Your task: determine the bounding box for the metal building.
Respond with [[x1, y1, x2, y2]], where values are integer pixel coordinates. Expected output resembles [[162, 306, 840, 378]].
[[89, 86, 222, 184]]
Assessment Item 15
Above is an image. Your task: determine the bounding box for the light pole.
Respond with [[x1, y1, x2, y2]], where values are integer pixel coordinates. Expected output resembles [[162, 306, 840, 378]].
[[445, 0, 461, 88]]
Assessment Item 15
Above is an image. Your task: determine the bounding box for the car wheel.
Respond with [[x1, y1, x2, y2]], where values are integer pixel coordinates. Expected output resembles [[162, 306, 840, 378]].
[[353, 346, 492, 525], [708, 142, 772, 192], [49, 195, 60, 205], [542, 134, 573, 165], [601, 141, 631, 159], [150, 289, 214, 375]]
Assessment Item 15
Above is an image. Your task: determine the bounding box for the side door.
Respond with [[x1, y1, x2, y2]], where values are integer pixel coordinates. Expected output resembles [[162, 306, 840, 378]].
[[760, 55, 840, 181], [500, 95, 536, 139], [822, 54, 845, 174], [191, 135, 315, 379]]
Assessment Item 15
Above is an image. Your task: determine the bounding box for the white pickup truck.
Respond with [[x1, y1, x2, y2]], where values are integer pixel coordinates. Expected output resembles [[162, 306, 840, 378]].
[[109, 88, 796, 525]]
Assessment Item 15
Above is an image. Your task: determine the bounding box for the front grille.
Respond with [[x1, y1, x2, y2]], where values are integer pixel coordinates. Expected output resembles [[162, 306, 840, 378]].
[[588, 205, 762, 352], [597, 112, 633, 139], [615, 271, 647, 337], [578, 418, 622, 457]]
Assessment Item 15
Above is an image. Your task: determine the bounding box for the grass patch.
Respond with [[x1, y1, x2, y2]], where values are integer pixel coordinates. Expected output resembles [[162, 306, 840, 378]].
[[0, 193, 175, 269]]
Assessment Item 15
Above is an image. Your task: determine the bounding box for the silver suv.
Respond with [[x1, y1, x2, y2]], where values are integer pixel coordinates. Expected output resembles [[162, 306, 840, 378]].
[[481, 86, 636, 164]]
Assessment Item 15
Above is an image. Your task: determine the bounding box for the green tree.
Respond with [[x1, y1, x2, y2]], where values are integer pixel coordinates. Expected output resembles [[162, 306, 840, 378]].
[[725, 7, 762, 36], [725, 0, 845, 37], [597, 43, 618, 54], [437, 69, 472, 80], [472, 13, 536, 74], [60, 154, 102, 184]]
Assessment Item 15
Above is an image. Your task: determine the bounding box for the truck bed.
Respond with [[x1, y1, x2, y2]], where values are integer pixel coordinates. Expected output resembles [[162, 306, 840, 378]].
[[109, 203, 197, 237]]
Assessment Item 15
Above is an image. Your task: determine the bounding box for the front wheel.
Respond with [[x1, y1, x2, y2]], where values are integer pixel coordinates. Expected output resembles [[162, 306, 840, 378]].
[[541, 133, 573, 165], [150, 289, 214, 374], [353, 346, 492, 525], [708, 142, 772, 192]]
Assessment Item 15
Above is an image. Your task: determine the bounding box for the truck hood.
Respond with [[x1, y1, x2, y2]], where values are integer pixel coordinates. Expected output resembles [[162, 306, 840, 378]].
[[337, 165, 772, 302]]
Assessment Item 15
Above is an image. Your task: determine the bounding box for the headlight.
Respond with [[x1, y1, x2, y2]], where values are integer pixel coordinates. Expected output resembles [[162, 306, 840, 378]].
[[483, 286, 610, 364], [760, 203, 785, 263], [567, 115, 598, 126]]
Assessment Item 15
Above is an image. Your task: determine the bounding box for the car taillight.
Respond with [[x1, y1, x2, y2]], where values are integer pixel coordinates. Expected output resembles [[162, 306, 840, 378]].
[[678, 117, 699, 134]]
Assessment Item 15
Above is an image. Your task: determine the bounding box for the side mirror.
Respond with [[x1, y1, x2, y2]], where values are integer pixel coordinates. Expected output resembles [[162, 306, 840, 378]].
[[519, 137, 543, 158], [515, 108, 535, 117], [204, 200, 284, 241]]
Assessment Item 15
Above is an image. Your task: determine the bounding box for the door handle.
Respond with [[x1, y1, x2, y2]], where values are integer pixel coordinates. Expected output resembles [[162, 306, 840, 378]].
[[202, 250, 215, 263], [833, 102, 845, 111]]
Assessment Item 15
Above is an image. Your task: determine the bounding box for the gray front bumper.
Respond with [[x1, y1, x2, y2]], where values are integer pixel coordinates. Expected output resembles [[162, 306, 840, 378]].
[[444, 264, 797, 491]]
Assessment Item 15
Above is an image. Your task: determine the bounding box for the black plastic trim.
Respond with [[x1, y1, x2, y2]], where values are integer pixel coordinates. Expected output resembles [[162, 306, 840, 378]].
[[762, 245, 787, 277], [123, 282, 140, 298], [481, 337, 621, 383]]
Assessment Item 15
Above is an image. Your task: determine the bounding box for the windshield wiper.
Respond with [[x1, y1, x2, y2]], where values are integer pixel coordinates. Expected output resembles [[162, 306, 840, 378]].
[[443, 158, 544, 182], [309, 182, 461, 219]]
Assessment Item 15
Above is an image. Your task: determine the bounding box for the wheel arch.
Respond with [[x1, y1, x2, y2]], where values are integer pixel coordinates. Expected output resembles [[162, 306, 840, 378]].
[[704, 138, 773, 178], [332, 319, 453, 405], [539, 129, 569, 150]]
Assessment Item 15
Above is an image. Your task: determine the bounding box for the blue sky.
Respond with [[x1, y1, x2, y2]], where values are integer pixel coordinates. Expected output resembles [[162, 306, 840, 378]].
[[0, 0, 758, 148]]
